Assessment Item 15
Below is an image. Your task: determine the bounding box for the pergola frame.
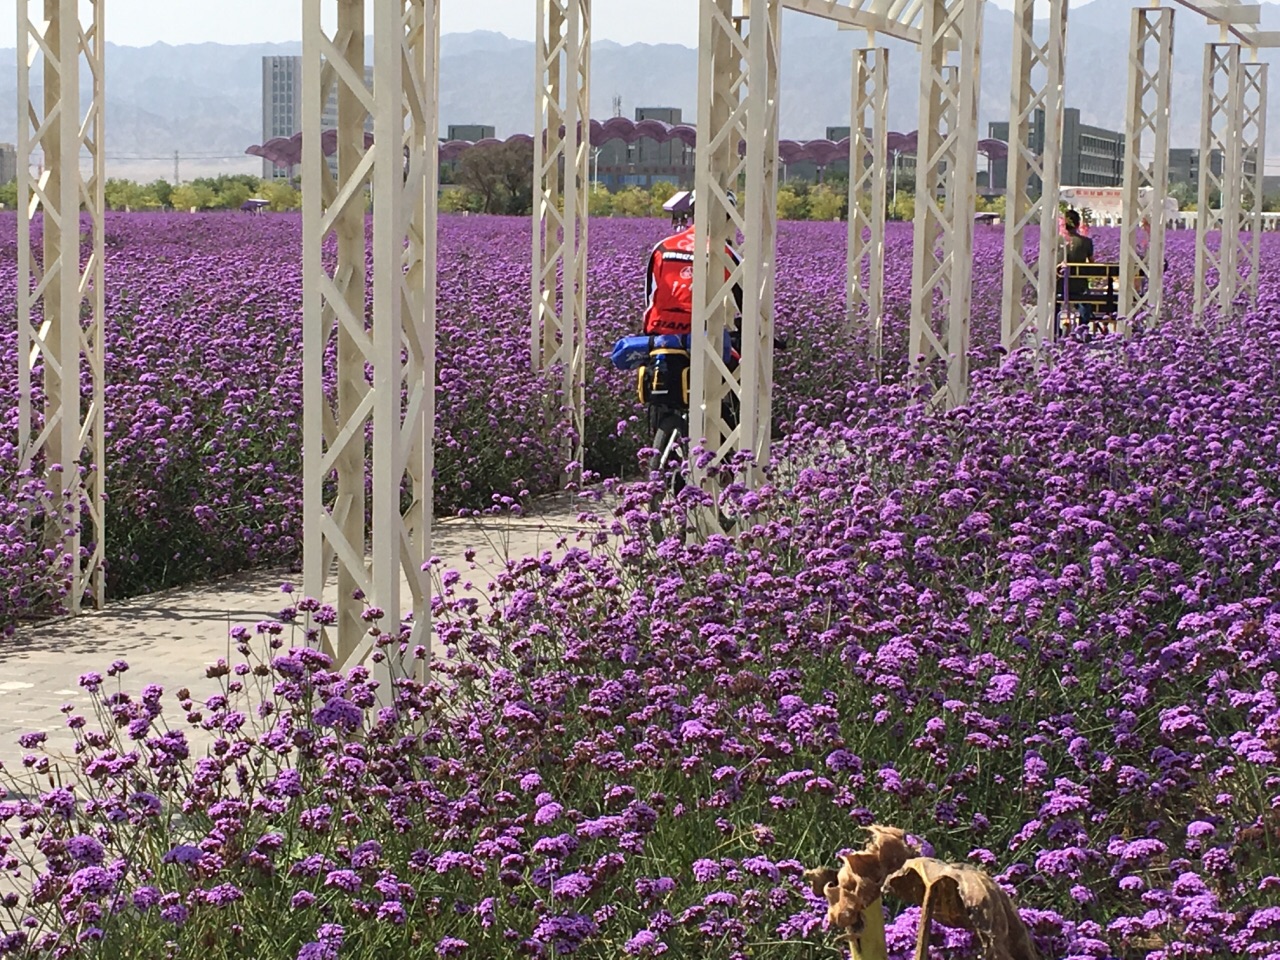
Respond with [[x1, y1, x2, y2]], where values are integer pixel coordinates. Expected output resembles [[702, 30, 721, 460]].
[[532, 0, 590, 485], [686, 0, 782, 516], [12, 0, 1275, 666], [1194, 41, 1243, 322], [300, 0, 438, 678], [16, 0, 107, 614], [908, 0, 982, 410], [1119, 7, 1174, 327], [1238, 60, 1268, 308], [847, 46, 889, 369], [1000, 0, 1067, 352]]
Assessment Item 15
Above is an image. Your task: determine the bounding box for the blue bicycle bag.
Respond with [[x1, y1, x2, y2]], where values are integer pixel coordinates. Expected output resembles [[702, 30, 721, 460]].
[[610, 332, 735, 371]]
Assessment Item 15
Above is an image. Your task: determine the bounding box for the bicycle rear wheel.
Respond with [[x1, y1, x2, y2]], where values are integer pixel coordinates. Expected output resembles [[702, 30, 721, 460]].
[[649, 410, 687, 542]]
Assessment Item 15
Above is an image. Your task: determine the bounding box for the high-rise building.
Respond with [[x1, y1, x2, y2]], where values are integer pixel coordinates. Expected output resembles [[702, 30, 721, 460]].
[[319, 65, 375, 183], [262, 56, 373, 181], [1167, 147, 1256, 189], [988, 107, 1125, 191], [263, 57, 303, 180], [0, 143, 17, 186], [319, 66, 375, 130], [1168, 148, 1221, 188], [446, 125, 496, 142]]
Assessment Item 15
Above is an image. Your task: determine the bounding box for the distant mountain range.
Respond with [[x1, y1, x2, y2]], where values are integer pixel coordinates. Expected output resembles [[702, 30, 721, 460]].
[[3, 0, 1280, 182]]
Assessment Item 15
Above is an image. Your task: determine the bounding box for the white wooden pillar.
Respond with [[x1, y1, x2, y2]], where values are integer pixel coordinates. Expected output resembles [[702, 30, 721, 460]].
[[17, 0, 107, 613], [1239, 59, 1267, 309], [1000, 0, 1067, 351], [690, 0, 781, 517], [847, 46, 889, 369], [1120, 7, 1174, 325], [302, 0, 438, 675], [909, 0, 982, 410], [1194, 42, 1243, 322], [532, 0, 590, 484], [735, 0, 782, 488]]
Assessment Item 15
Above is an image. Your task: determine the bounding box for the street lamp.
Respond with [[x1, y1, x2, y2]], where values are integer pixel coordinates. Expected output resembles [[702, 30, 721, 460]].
[[891, 150, 901, 213]]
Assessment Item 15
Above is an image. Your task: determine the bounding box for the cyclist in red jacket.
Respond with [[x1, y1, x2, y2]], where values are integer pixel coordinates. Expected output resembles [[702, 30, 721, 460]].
[[642, 189, 743, 337]]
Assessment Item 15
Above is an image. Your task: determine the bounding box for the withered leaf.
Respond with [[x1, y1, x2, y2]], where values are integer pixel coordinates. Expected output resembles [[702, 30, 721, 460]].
[[885, 857, 1038, 960], [803, 825, 921, 934]]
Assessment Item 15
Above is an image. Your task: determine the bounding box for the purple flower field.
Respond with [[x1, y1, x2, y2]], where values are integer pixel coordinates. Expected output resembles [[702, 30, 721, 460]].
[[0, 212, 880, 625], [3, 213, 1280, 958]]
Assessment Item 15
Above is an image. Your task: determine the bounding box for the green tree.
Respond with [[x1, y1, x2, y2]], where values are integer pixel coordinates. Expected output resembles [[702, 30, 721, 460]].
[[171, 184, 197, 211], [440, 187, 483, 214], [1169, 181, 1196, 211], [220, 182, 253, 210], [587, 187, 613, 217], [194, 173, 261, 196], [611, 186, 652, 217], [171, 183, 218, 211], [808, 183, 846, 221], [0, 180, 17, 210], [145, 179, 174, 209], [456, 140, 535, 215], [259, 180, 301, 212], [890, 191, 915, 221], [776, 185, 808, 220], [649, 180, 678, 211], [105, 178, 147, 210]]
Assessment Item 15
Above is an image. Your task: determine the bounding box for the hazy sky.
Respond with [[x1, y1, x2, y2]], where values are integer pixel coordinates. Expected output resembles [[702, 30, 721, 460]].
[[0, 0, 1013, 49]]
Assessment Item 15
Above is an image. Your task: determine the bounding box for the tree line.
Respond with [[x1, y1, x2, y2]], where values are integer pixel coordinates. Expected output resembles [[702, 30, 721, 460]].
[[438, 140, 912, 221], [28, 147, 1249, 222], [0, 174, 300, 213]]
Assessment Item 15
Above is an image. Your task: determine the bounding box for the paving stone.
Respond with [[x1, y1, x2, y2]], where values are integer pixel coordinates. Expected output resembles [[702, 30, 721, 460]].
[[0, 495, 617, 755]]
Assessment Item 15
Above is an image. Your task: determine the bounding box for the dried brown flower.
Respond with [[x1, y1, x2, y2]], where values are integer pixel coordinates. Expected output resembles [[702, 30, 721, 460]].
[[804, 826, 1038, 960], [885, 858, 1038, 960], [804, 825, 919, 934]]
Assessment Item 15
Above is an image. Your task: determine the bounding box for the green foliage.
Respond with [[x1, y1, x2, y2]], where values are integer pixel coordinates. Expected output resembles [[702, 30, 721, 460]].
[[171, 183, 219, 212], [456, 140, 535, 215], [259, 180, 301, 212], [105, 179, 159, 211], [610, 186, 654, 218], [649, 180, 678, 209], [889, 191, 915, 222], [439, 187, 480, 214], [191, 173, 261, 196], [587, 186, 614, 217], [808, 183, 846, 221], [776, 185, 808, 220], [1169, 181, 1196, 211], [976, 195, 1007, 218], [103, 176, 270, 212], [147, 179, 174, 209], [0, 179, 16, 209]]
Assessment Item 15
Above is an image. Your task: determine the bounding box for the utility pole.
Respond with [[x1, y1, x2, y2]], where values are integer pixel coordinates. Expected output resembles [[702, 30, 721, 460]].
[[173, 149, 179, 184]]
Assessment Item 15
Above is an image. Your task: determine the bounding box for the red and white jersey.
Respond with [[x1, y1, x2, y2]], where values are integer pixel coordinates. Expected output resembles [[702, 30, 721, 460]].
[[642, 225, 741, 336]]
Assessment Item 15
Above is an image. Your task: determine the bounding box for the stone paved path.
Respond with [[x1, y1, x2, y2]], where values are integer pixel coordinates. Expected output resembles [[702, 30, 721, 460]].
[[0, 495, 615, 754]]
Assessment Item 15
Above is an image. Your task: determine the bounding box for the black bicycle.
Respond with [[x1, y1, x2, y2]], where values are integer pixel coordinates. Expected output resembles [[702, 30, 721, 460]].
[[644, 331, 787, 542]]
